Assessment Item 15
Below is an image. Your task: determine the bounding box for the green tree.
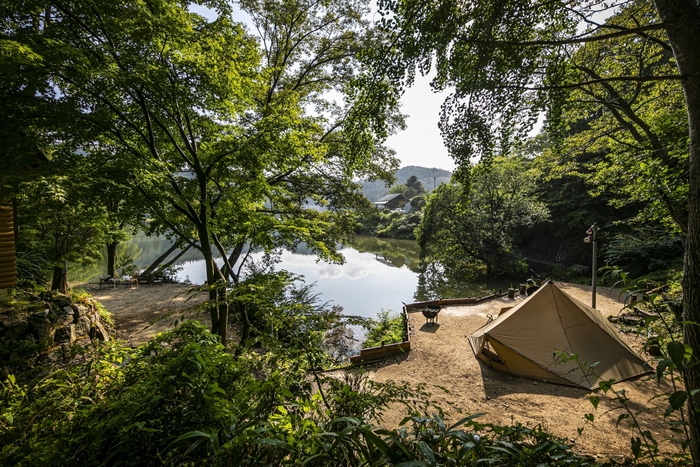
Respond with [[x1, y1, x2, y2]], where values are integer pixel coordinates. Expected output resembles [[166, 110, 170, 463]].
[[387, 175, 427, 200], [405, 175, 426, 195], [416, 157, 548, 277], [17, 176, 109, 292], [539, 2, 688, 238]]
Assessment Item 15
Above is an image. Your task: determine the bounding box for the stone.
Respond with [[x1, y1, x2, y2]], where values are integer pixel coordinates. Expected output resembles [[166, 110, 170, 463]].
[[53, 293, 72, 307], [75, 316, 91, 336], [62, 306, 74, 315], [33, 320, 55, 344], [56, 313, 74, 326], [74, 305, 89, 318], [33, 309, 50, 319], [93, 321, 110, 342], [55, 324, 76, 344], [0, 316, 29, 341]]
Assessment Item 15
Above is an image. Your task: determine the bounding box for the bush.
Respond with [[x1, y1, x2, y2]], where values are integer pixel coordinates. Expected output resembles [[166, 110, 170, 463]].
[[376, 211, 422, 239], [363, 309, 404, 348], [0, 318, 601, 466], [354, 211, 422, 239]]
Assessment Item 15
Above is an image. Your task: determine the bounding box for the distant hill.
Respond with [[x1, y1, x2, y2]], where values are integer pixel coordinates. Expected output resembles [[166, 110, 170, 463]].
[[361, 165, 452, 201]]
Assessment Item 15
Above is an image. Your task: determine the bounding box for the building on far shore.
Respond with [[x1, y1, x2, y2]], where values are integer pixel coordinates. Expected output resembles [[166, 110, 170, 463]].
[[373, 193, 410, 211]]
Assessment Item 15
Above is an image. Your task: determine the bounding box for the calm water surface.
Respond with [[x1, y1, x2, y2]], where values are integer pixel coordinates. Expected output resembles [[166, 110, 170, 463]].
[[181, 245, 417, 319], [75, 234, 513, 319]]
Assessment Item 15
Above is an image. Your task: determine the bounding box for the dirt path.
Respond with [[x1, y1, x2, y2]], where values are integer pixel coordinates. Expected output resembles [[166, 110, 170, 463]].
[[366, 282, 679, 460]]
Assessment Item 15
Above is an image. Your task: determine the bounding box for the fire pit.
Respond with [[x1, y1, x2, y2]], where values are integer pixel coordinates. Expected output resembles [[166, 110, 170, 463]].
[[422, 305, 441, 324]]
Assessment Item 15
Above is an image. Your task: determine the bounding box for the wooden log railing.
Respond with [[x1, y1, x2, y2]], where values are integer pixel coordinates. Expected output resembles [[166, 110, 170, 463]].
[[403, 293, 503, 311]]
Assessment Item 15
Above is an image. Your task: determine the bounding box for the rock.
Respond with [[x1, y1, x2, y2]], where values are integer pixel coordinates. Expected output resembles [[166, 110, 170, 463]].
[[33, 309, 50, 319], [0, 316, 29, 341], [55, 324, 76, 344], [33, 320, 55, 344], [45, 352, 60, 364], [92, 321, 110, 342], [75, 316, 92, 336], [56, 313, 74, 326], [74, 305, 89, 318], [53, 293, 72, 307]]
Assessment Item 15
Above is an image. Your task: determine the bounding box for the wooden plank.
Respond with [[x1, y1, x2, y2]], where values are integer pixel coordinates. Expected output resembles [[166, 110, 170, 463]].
[[350, 341, 411, 365], [405, 293, 503, 311], [405, 300, 440, 311]]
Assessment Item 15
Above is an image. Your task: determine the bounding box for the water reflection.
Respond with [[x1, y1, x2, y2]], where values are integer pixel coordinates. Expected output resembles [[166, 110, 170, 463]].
[[72, 234, 518, 318], [176, 246, 418, 319], [70, 232, 203, 283], [344, 236, 421, 272]]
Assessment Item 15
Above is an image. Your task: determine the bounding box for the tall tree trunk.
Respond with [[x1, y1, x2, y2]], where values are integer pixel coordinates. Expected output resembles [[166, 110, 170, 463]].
[[106, 241, 118, 277], [50, 265, 66, 292], [654, 0, 700, 461], [198, 224, 222, 339]]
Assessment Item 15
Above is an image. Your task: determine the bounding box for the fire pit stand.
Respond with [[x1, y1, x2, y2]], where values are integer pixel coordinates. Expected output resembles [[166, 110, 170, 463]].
[[422, 305, 441, 325]]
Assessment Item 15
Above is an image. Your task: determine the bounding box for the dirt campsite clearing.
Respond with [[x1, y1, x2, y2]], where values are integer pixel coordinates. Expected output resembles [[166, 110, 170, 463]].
[[85, 280, 679, 460], [85, 283, 209, 345], [364, 283, 680, 460]]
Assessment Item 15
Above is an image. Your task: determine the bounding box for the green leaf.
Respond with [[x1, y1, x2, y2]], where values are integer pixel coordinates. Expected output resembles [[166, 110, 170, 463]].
[[668, 341, 685, 368], [363, 429, 404, 464], [589, 396, 599, 409], [631, 437, 642, 458], [251, 438, 294, 451], [416, 441, 435, 464], [446, 413, 484, 431], [670, 391, 689, 409], [656, 359, 673, 381], [302, 453, 327, 465]]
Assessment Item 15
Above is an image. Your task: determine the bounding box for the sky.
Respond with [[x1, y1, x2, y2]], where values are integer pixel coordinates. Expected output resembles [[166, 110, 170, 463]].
[[190, 3, 456, 172], [386, 74, 454, 171]]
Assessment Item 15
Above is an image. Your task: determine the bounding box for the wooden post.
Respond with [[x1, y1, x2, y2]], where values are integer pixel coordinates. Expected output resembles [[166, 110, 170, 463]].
[[0, 205, 17, 302]]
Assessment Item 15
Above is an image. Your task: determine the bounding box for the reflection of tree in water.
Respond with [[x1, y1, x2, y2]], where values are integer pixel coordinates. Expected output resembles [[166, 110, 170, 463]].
[[414, 261, 517, 302], [345, 236, 421, 272], [70, 241, 146, 283], [72, 232, 206, 282]]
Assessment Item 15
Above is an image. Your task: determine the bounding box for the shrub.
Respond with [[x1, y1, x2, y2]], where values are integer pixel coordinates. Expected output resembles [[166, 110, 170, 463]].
[[363, 309, 404, 348]]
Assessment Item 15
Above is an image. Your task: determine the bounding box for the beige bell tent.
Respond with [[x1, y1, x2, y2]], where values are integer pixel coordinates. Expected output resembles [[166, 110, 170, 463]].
[[468, 282, 652, 389]]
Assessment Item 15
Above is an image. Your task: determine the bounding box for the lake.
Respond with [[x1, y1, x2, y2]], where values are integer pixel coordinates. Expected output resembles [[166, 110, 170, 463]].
[[73, 234, 514, 319]]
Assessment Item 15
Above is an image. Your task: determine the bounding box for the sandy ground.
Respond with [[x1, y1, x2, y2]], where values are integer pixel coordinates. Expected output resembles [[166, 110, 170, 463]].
[[81, 280, 679, 460], [366, 282, 679, 460]]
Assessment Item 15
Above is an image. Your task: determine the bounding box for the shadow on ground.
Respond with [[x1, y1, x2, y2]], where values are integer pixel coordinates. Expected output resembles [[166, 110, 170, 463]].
[[418, 322, 441, 333], [478, 363, 587, 399]]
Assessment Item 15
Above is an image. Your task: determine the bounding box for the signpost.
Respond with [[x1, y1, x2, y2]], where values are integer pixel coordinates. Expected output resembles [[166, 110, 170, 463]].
[[584, 223, 599, 308]]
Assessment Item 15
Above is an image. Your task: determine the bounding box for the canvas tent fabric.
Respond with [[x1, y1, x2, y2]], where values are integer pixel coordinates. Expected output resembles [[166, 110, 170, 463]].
[[468, 282, 653, 389]]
